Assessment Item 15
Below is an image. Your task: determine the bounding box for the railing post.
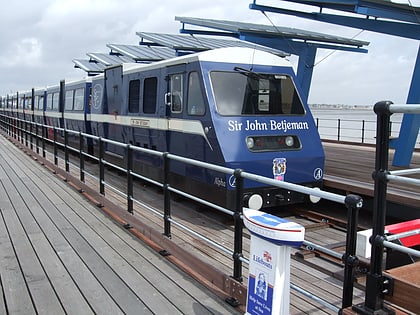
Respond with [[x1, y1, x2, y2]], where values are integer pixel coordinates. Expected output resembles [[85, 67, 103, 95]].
[[163, 152, 171, 238], [233, 168, 244, 282], [99, 138, 105, 195], [341, 194, 363, 311], [361, 120, 365, 144], [35, 122, 39, 154], [79, 132, 85, 182], [64, 129, 69, 172], [337, 118, 341, 141], [127, 145, 133, 214], [354, 101, 395, 314], [42, 123, 46, 158], [53, 127, 58, 166]]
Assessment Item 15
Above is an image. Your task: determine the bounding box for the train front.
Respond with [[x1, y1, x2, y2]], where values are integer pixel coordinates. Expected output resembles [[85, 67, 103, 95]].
[[202, 48, 325, 210]]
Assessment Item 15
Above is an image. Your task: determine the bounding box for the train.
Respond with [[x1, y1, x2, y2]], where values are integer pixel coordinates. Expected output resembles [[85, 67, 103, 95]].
[[0, 46, 325, 210]]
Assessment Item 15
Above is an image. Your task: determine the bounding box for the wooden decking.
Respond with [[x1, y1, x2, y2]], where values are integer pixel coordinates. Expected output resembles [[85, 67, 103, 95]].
[[322, 141, 420, 209], [0, 135, 238, 315]]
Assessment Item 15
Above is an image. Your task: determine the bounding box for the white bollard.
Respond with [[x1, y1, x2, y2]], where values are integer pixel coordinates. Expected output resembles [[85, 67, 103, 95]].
[[243, 208, 305, 315]]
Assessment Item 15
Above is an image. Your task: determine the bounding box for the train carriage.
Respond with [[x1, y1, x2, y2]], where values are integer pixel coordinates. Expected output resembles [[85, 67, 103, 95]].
[[87, 47, 325, 210]]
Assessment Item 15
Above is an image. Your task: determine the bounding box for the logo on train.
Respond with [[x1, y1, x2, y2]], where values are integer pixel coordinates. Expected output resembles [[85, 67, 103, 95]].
[[313, 167, 323, 180], [273, 158, 286, 181]]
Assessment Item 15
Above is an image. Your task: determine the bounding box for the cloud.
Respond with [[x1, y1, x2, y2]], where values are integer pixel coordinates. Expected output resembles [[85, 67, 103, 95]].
[[0, 0, 418, 106]]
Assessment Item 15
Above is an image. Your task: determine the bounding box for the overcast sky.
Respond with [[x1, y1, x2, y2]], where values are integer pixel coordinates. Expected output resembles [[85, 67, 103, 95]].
[[1, 0, 419, 105]]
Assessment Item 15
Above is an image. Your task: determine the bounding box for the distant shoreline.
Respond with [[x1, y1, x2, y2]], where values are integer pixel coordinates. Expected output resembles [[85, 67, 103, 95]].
[[309, 104, 372, 110]]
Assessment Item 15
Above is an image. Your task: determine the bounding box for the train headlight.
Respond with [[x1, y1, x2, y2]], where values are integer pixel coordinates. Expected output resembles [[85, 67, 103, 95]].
[[285, 136, 294, 147], [246, 137, 254, 149]]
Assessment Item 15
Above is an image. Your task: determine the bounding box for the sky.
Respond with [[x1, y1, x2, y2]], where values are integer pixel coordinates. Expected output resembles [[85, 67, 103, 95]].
[[1, 0, 419, 106]]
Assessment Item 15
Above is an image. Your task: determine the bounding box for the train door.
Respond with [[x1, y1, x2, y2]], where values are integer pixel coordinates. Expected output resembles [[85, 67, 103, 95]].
[[164, 64, 187, 181], [105, 65, 125, 157]]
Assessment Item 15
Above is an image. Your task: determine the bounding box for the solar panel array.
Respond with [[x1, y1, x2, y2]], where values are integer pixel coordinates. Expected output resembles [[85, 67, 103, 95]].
[[73, 16, 369, 75]]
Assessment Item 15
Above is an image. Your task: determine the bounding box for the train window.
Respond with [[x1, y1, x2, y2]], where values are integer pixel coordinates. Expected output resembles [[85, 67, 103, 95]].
[[74, 88, 84, 111], [169, 74, 183, 113], [37, 96, 44, 110], [52, 93, 60, 111], [46, 94, 53, 110], [143, 77, 157, 114], [210, 71, 305, 116], [187, 72, 205, 116], [128, 80, 140, 113], [65, 90, 74, 110]]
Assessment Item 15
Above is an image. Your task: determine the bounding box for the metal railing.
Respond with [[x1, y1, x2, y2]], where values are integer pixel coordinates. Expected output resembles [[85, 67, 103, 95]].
[[353, 102, 420, 315], [1, 110, 418, 313], [313, 116, 420, 149]]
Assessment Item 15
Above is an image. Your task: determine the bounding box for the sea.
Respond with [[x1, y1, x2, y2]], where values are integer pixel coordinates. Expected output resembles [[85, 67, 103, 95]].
[[309, 105, 409, 146]]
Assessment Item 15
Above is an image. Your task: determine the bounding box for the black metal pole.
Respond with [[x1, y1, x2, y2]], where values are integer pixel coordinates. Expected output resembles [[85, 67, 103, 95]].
[[79, 132, 85, 182], [341, 194, 363, 310], [163, 152, 171, 238], [54, 127, 58, 166], [233, 169, 244, 282], [64, 129, 69, 172], [30, 88, 34, 150], [354, 101, 395, 314], [99, 138, 105, 195], [127, 145, 133, 214]]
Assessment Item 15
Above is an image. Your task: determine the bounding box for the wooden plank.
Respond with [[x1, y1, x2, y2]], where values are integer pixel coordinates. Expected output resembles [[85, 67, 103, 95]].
[[0, 208, 36, 315], [1, 165, 95, 315], [5, 139, 238, 314], [0, 185, 64, 314], [384, 262, 420, 314]]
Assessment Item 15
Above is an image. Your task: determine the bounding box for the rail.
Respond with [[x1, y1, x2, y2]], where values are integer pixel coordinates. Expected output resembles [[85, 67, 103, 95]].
[[1, 110, 417, 313]]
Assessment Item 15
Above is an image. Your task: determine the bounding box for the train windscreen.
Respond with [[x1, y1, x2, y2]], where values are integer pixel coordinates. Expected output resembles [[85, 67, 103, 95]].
[[210, 71, 305, 116]]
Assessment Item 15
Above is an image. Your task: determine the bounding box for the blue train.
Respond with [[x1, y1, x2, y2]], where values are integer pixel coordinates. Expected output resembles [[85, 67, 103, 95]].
[[1, 47, 324, 210]]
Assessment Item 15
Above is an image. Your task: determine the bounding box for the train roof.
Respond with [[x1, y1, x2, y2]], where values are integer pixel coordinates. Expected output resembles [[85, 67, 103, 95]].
[[119, 46, 292, 76]]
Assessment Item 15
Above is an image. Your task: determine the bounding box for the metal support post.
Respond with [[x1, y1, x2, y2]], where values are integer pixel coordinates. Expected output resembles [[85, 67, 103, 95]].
[[79, 132, 85, 182], [54, 127, 58, 166], [341, 194, 363, 310], [127, 145, 133, 214], [163, 152, 171, 238], [64, 129, 69, 172], [354, 101, 395, 314], [99, 138, 105, 195], [233, 169, 244, 282]]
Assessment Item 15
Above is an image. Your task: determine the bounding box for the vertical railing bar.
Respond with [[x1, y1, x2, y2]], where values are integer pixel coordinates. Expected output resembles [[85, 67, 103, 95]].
[[99, 137, 105, 196], [64, 129, 69, 173], [232, 169, 244, 282], [127, 145, 133, 214], [163, 152, 171, 238], [341, 194, 363, 310], [79, 132, 85, 182]]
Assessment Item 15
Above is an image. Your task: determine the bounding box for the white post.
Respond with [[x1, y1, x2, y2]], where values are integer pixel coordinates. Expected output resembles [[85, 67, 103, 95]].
[[243, 208, 305, 315]]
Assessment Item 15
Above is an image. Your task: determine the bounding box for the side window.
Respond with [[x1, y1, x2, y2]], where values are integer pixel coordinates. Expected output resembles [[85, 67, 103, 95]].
[[128, 79, 140, 113], [52, 93, 60, 110], [46, 94, 53, 110], [170, 74, 183, 113], [187, 72, 206, 116], [38, 96, 44, 110], [65, 90, 74, 110], [143, 77, 157, 114], [74, 88, 85, 111]]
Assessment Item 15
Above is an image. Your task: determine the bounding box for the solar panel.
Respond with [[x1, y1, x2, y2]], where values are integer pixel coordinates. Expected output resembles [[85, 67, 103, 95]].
[[87, 53, 134, 66], [175, 16, 369, 48], [72, 59, 106, 74], [106, 44, 176, 61], [136, 32, 289, 57]]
